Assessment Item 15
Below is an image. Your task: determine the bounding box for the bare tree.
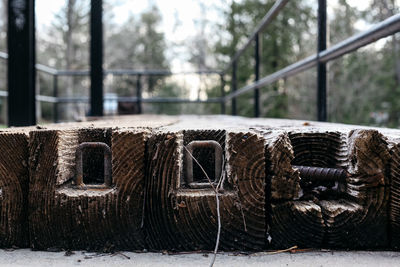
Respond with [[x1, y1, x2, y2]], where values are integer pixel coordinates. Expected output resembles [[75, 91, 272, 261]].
[[47, 0, 89, 121], [188, 1, 211, 100]]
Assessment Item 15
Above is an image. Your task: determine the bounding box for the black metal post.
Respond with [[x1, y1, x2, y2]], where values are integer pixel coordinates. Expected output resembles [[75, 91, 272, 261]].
[[254, 33, 261, 117], [317, 0, 327, 122], [136, 74, 142, 114], [7, 0, 36, 126], [231, 61, 237, 115], [90, 0, 103, 117], [53, 74, 58, 122], [220, 74, 226, 114]]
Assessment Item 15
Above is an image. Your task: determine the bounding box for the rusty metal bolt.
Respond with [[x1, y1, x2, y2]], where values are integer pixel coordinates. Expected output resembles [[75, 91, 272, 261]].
[[292, 165, 348, 182]]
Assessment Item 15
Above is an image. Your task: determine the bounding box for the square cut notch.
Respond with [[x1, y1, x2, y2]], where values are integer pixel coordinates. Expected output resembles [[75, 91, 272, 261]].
[[184, 140, 223, 189], [75, 142, 112, 188]]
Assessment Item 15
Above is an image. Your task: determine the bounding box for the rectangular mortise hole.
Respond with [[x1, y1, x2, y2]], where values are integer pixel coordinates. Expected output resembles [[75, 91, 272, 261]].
[[82, 146, 105, 185], [192, 146, 216, 184]]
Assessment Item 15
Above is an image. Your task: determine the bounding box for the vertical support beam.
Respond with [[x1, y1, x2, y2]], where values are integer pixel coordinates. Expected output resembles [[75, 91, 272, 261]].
[[231, 61, 237, 116], [136, 74, 142, 114], [7, 0, 36, 126], [317, 0, 327, 122], [220, 74, 226, 114], [53, 74, 58, 123], [90, 0, 103, 117], [254, 33, 261, 118]]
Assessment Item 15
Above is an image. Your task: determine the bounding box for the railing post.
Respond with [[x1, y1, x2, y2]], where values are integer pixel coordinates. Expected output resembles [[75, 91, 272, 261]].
[[53, 74, 58, 122], [90, 0, 103, 117], [317, 0, 327, 122], [7, 0, 36, 126], [220, 74, 226, 114], [231, 61, 237, 115], [136, 74, 142, 114], [254, 33, 261, 118]]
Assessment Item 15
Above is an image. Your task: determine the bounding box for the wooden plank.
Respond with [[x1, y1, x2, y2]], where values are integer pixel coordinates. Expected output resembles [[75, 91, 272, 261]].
[[386, 132, 400, 249], [8, 115, 400, 250], [337, 129, 390, 248], [268, 128, 390, 249], [28, 126, 148, 250], [145, 126, 267, 251], [0, 129, 30, 247]]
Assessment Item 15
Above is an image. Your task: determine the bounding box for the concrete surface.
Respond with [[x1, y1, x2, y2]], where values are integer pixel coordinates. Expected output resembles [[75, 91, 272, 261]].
[[0, 249, 399, 267]]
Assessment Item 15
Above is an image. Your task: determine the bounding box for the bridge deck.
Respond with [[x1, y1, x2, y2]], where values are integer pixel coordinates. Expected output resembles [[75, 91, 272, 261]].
[[2, 115, 400, 251]]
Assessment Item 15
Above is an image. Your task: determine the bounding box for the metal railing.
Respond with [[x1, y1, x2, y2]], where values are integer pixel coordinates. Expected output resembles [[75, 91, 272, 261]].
[[2, 0, 400, 124], [223, 13, 400, 100], [0, 51, 223, 122], [220, 0, 400, 120]]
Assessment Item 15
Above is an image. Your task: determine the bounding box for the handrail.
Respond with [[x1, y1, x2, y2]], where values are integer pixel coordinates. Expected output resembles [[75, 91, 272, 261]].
[[54, 96, 222, 104], [35, 64, 58, 75], [55, 69, 222, 76], [224, 12, 400, 101], [0, 51, 7, 59], [0, 54, 223, 76], [319, 12, 400, 63], [2, 0, 400, 123], [0, 91, 59, 103], [223, 0, 289, 73], [0, 90, 222, 104], [105, 69, 222, 76], [1, 52, 59, 75]]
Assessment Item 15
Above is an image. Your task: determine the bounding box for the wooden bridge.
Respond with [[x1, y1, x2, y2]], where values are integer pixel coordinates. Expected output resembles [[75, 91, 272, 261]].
[[2, 0, 400, 257], [3, 0, 400, 126], [1, 115, 400, 251]]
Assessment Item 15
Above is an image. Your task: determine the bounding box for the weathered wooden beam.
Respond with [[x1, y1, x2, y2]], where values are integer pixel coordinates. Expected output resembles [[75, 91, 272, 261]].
[[386, 133, 400, 249], [145, 125, 266, 251], [267, 128, 390, 249], [28, 127, 148, 250], [0, 129, 30, 247], [0, 115, 396, 251]]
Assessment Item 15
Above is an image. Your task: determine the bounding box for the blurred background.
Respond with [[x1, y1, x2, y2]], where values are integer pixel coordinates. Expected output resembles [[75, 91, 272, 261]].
[[0, 0, 399, 127]]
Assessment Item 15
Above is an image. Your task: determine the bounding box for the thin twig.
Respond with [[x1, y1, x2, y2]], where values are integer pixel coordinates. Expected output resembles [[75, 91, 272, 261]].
[[228, 246, 302, 257], [265, 245, 298, 255], [165, 250, 214, 255], [111, 251, 131, 259], [289, 248, 312, 254], [212, 191, 221, 267], [236, 245, 299, 257], [183, 146, 225, 267], [211, 156, 226, 267], [184, 146, 217, 193], [216, 158, 226, 190], [238, 200, 247, 232]]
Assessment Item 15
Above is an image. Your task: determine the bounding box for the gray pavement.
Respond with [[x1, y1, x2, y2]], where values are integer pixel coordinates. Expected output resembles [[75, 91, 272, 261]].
[[0, 249, 399, 267]]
